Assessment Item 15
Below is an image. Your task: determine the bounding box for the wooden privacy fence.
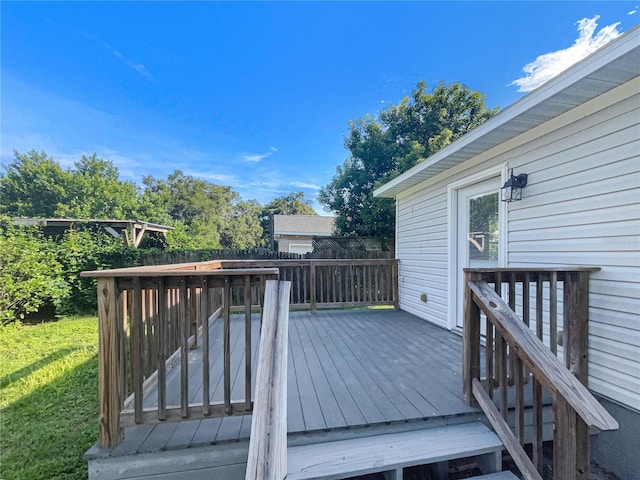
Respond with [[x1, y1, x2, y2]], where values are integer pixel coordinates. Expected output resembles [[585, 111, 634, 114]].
[[83, 261, 279, 448], [462, 268, 618, 480], [220, 259, 399, 311]]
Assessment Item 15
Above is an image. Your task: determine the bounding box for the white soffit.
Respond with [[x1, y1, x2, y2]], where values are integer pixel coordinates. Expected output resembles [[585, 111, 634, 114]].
[[374, 25, 640, 199]]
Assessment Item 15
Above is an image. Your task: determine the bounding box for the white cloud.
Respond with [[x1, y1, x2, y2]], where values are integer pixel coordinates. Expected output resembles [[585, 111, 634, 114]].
[[510, 16, 622, 93], [629, 6, 638, 15], [242, 148, 277, 163], [104, 43, 152, 79], [292, 181, 322, 190], [183, 170, 239, 184]]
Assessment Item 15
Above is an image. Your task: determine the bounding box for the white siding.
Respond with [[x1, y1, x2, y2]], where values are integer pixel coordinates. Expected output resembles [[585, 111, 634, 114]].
[[397, 185, 449, 328], [395, 79, 640, 410]]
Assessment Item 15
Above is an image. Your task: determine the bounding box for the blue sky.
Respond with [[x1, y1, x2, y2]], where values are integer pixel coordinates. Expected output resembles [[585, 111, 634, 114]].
[[1, 2, 637, 213]]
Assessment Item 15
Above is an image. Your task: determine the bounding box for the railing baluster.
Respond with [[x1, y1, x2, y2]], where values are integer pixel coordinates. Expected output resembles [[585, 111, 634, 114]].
[[201, 278, 210, 416], [157, 278, 167, 421], [224, 276, 232, 415], [143, 288, 152, 379], [508, 272, 516, 386], [532, 376, 544, 472], [550, 272, 558, 355], [180, 278, 189, 418], [333, 264, 337, 302], [536, 274, 544, 341], [189, 286, 198, 349], [498, 335, 508, 420], [522, 273, 531, 383], [244, 274, 252, 407], [302, 264, 308, 304], [485, 320, 494, 398], [350, 264, 355, 303], [131, 277, 144, 424], [119, 288, 128, 408], [514, 355, 524, 444], [310, 262, 317, 313]]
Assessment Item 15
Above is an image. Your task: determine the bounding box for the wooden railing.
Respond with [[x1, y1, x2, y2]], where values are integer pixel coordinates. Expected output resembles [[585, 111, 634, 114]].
[[462, 268, 618, 480], [245, 280, 290, 480], [84, 261, 278, 448], [219, 259, 399, 311], [84, 258, 398, 449]]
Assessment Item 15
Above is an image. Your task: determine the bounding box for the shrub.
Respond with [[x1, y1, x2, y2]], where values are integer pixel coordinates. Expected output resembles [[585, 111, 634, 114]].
[[55, 228, 140, 315], [0, 219, 69, 324]]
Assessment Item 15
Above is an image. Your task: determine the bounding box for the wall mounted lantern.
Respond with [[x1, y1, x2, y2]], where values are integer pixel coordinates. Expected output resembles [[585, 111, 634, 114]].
[[501, 170, 528, 202]]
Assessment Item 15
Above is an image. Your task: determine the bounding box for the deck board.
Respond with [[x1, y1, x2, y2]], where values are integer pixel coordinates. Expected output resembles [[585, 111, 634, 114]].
[[104, 309, 479, 455], [296, 312, 347, 429], [300, 315, 367, 426]]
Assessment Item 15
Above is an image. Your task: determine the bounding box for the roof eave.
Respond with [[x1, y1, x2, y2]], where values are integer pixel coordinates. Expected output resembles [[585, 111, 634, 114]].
[[374, 25, 640, 199]]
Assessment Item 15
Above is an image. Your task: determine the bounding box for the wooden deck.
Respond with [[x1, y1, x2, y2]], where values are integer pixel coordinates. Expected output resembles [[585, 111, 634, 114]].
[[88, 308, 477, 459]]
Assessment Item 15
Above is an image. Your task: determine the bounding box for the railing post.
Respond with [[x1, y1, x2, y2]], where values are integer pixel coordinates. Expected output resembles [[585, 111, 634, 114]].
[[564, 271, 590, 385], [97, 277, 124, 448], [392, 260, 399, 309], [463, 270, 481, 406], [563, 271, 591, 479], [554, 396, 578, 480], [310, 261, 317, 313]]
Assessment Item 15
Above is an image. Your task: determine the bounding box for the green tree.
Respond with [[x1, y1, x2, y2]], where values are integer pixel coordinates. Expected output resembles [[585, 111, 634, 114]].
[[144, 171, 264, 250], [262, 192, 317, 216], [57, 154, 140, 219], [320, 81, 498, 237], [0, 218, 69, 324], [1, 150, 141, 220], [259, 192, 317, 247], [0, 150, 71, 217], [222, 200, 263, 249]]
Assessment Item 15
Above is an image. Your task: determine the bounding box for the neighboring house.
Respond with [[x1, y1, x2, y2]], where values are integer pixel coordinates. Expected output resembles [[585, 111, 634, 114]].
[[374, 27, 639, 479], [271, 214, 335, 253], [12, 217, 172, 248]]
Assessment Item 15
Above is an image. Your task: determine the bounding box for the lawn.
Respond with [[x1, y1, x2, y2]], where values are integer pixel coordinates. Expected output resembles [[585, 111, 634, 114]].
[[0, 316, 99, 480]]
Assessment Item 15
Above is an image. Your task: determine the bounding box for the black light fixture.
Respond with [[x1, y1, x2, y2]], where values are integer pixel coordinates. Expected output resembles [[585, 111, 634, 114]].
[[501, 169, 528, 202]]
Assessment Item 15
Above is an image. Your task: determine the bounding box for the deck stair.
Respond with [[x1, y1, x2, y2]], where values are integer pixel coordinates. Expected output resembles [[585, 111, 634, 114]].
[[287, 421, 511, 480]]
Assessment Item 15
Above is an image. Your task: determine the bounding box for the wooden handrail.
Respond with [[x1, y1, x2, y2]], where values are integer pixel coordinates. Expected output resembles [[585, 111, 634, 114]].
[[245, 280, 290, 480], [464, 275, 618, 480], [468, 280, 617, 431], [83, 259, 398, 311], [472, 378, 543, 480]]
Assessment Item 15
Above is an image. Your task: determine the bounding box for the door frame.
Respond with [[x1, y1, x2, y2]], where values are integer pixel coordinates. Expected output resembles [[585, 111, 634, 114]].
[[447, 165, 508, 331]]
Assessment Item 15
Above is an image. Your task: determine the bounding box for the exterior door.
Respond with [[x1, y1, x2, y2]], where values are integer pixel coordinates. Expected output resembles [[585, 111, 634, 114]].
[[456, 177, 501, 328]]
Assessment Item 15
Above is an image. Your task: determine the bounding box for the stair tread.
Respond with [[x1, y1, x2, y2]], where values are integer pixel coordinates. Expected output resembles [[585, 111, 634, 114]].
[[287, 421, 503, 480]]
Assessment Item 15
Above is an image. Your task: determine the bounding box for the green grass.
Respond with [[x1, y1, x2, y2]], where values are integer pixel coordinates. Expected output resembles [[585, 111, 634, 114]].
[[0, 316, 99, 480]]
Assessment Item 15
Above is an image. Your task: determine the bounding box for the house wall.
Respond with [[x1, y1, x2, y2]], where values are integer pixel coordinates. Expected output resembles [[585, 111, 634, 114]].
[[276, 236, 313, 253], [395, 78, 640, 411]]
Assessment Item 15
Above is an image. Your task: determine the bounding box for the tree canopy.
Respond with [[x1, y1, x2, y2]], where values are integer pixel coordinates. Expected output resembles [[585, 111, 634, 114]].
[[319, 81, 498, 237], [259, 192, 318, 245], [0, 150, 141, 220], [0, 150, 317, 251]]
